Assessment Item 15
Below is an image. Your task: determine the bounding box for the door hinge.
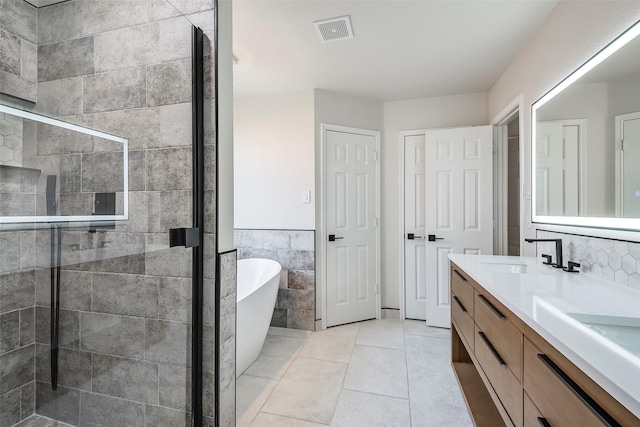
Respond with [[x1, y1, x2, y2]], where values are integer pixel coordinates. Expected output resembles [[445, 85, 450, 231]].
[[621, 139, 624, 151], [374, 151, 378, 161], [373, 217, 378, 227]]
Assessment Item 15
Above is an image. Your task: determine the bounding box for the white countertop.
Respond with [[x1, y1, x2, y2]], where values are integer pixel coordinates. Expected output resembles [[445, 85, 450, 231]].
[[448, 254, 640, 419]]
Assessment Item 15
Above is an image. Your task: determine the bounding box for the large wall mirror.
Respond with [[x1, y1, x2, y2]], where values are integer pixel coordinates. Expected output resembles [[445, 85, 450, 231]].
[[532, 20, 640, 230], [0, 104, 128, 224]]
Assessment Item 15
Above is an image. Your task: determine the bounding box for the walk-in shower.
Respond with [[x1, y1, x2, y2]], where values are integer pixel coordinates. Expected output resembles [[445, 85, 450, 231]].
[[0, 1, 232, 426]]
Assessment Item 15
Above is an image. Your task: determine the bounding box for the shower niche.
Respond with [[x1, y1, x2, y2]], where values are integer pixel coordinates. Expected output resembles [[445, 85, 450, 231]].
[[0, 104, 128, 224]]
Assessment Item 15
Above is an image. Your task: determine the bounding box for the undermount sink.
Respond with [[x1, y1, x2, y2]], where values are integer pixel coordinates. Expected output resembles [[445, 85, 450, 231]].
[[568, 313, 640, 355], [481, 262, 529, 274]]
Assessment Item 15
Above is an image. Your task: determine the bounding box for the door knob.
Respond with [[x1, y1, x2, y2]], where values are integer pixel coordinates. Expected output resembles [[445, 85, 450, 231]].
[[428, 235, 444, 241], [407, 233, 425, 240], [328, 234, 344, 242]]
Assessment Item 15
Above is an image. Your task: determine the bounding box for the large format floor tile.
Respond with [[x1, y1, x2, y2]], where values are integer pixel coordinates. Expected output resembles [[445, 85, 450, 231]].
[[331, 389, 411, 427], [261, 357, 347, 424], [343, 345, 408, 399], [237, 319, 473, 426], [243, 334, 307, 380]]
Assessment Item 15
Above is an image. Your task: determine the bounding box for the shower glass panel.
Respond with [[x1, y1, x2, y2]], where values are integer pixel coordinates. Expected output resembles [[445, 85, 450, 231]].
[[0, 1, 214, 426]]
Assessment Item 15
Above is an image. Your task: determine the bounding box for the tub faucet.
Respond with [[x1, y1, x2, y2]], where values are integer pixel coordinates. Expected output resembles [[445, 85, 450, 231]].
[[525, 238, 563, 269]]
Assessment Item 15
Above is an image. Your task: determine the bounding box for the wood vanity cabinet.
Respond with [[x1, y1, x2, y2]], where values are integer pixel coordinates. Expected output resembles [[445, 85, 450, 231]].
[[450, 261, 640, 427]]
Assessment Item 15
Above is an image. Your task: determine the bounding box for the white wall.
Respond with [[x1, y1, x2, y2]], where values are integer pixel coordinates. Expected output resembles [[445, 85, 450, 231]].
[[488, 1, 640, 249], [381, 93, 488, 309], [234, 90, 315, 230]]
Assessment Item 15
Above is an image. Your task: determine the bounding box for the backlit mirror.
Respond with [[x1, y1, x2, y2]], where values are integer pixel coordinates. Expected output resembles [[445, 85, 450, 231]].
[[0, 104, 128, 223], [532, 20, 640, 230]]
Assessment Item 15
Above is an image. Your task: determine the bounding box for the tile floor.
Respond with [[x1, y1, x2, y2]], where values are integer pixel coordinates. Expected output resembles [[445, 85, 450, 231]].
[[236, 319, 473, 426]]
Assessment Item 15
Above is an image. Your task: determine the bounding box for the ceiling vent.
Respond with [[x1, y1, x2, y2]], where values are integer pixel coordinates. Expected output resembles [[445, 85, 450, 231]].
[[314, 15, 354, 43]]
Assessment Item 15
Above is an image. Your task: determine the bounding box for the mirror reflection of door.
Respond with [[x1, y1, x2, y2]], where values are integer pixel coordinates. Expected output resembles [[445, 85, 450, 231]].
[[536, 120, 584, 216], [615, 112, 640, 217]]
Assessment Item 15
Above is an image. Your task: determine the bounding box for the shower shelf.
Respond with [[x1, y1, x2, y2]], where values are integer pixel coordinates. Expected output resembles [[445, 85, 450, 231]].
[[0, 164, 41, 174]]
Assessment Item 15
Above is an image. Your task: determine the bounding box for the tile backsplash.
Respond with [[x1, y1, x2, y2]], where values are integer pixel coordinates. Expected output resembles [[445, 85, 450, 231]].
[[535, 230, 640, 291]]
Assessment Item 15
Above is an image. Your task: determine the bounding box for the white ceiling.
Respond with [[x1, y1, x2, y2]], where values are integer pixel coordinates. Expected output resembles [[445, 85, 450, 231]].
[[233, 0, 559, 101]]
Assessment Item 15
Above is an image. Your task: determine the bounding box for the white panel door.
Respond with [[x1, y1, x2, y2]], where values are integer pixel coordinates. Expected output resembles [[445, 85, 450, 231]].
[[619, 114, 640, 217], [425, 126, 493, 328], [404, 134, 427, 320], [536, 122, 564, 215], [326, 129, 378, 327]]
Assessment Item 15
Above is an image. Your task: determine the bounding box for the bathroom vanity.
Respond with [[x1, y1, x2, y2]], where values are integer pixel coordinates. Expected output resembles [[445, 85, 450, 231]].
[[449, 255, 640, 427]]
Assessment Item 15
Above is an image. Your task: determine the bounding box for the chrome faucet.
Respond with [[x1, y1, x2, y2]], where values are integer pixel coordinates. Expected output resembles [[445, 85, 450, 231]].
[[525, 238, 563, 269]]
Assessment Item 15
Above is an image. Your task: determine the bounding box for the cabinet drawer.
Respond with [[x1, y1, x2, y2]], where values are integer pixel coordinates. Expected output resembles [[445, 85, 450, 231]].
[[475, 325, 523, 427], [451, 290, 474, 348], [451, 265, 474, 316], [523, 338, 618, 427], [524, 392, 547, 427], [475, 290, 523, 381]]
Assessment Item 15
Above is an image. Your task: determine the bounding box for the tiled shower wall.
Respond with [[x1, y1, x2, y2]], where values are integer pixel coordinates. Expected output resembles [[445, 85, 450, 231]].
[[535, 230, 640, 291], [0, 1, 227, 426], [0, 0, 37, 103], [235, 229, 316, 330]]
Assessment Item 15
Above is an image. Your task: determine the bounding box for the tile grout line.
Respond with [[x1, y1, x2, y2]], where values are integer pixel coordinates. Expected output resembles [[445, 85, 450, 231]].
[[403, 320, 415, 427]]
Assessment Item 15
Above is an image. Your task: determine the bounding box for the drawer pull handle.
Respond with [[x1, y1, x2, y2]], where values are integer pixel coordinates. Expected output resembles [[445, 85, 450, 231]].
[[537, 354, 620, 427], [453, 269, 467, 282], [537, 417, 551, 427], [478, 294, 505, 319], [453, 295, 467, 313], [478, 331, 506, 367]]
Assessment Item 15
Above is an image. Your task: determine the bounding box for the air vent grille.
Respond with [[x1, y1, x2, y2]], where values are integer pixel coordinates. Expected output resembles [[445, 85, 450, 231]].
[[314, 15, 354, 43]]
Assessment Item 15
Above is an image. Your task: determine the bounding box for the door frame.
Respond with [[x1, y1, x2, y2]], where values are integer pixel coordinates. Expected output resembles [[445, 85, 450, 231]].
[[398, 129, 429, 320], [491, 94, 524, 255], [319, 123, 381, 330]]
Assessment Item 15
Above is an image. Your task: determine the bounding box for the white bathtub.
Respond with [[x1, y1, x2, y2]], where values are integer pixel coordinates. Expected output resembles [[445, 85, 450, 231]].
[[236, 258, 281, 377]]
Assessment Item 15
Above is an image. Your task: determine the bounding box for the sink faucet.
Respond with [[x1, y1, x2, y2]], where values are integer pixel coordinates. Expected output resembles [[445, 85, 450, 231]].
[[525, 239, 563, 269]]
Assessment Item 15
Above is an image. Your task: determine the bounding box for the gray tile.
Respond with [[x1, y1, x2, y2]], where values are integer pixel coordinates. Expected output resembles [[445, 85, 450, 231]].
[[244, 334, 306, 380], [158, 102, 192, 148], [158, 277, 191, 322], [219, 335, 235, 400], [0, 233, 21, 274], [235, 374, 278, 427], [261, 357, 347, 424], [95, 24, 160, 73], [331, 390, 411, 427], [0, 310, 20, 354], [287, 309, 315, 331], [92, 273, 158, 318], [20, 307, 34, 347], [343, 345, 408, 399], [92, 108, 160, 150], [0, 386, 21, 427], [252, 230, 290, 250], [298, 324, 358, 363], [57, 192, 93, 217], [276, 249, 314, 271], [234, 230, 254, 249], [220, 293, 236, 344], [80, 151, 125, 193], [166, 0, 215, 15], [79, 391, 144, 427], [38, 37, 94, 82], [21, 381, 35, 420], [60, 155, 81, 193], [35, 307, 79, 350], [356, 319, 405, 350], [145, 319, 191, 366], [148, 0, 182, 22], [35, 382, 79, 426], [57, 271, 92, 311], [159, 17, 192, 62], [270, 308, 287, 328], [288, 270, 315, 291], [158, 364, 191, 411], [249, 413, 327, 427], [36, 117, 94, 156], [0, 29, 21, 75], [145, 234, 192, 278], [145, 405, 190, 427], [0, 270, 35, 313], [83, 68, 146, 114], [203, 370, 214, 417], [219, 250, 237, 299], [0, 69, 36, 102], [92, 354, 158, 404], [404, 319, 450, 339], [146, 59, 191, 107], [80, 312, 145, 358], [290, 231, 315, 251], [0, 0, 36, 43], [35, 344, 92, 391], [277, 288, 314, 312], [20, 231, 36, 271], [83, 0, 149, 35], [37, 0, 83, 45], [145, 147, 192, 191], [159, 190, 192, 229], [34, 77, 83, 117]]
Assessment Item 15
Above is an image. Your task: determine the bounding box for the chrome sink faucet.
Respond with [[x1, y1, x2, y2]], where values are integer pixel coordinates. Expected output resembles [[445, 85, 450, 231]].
[[525, 238, 563, 269]]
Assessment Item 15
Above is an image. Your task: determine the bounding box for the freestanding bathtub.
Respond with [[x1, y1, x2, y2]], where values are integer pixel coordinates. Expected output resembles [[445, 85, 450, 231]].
[[236, 258, 282, 377]]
